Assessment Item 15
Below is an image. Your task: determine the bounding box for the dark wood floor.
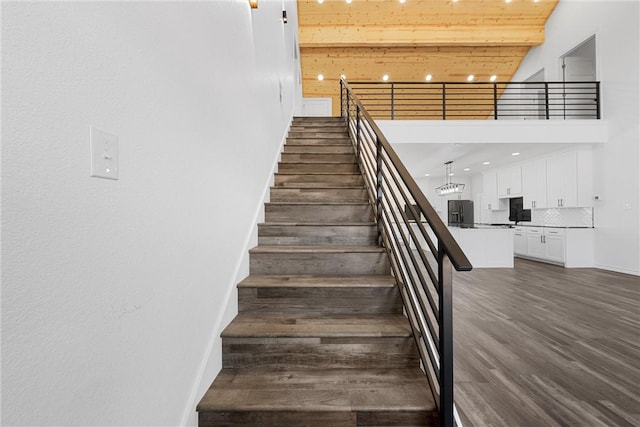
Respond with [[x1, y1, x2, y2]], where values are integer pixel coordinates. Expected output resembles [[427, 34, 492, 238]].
[[453, 258, 640, 427]]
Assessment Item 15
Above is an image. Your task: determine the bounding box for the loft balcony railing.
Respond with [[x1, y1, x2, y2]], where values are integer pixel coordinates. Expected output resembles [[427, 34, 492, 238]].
[[340, 78, 473, 427], [347, 81, 601, 120]]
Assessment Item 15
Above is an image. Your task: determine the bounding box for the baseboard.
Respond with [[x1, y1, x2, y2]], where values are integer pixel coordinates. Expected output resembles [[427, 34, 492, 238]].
[[178, 115, 292, 427], [594, 263, 640, 277]]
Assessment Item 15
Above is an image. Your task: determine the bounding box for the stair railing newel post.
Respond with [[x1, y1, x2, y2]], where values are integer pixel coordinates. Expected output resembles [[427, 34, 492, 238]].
[[438, 241, 455, 427], [493, 83, 498, 120], [340, 78, 344, 118], [545, 83, 550, 120], [596, 82, 601, 119]]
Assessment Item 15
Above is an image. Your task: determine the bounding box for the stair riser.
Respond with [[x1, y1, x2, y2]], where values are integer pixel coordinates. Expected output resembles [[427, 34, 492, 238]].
[[278, 163, 358, 173], [199, 411, 356, 427], [258, 224, 376, 245], [265, 204, 373, 223], [222, 337, 418, 369], [286, 138, 351, 146], [274, 174, 364, 188], [289, 126, 348, 133], [238, 287, 401, 315], [281, 153, 356, 163], [283, 145, 354, 154], [200, 410, 435, 427], [292, 119, 343, 125], [250, 252, 390, 275], [270, 188, 368, 203], [289, 132, 348, 139]]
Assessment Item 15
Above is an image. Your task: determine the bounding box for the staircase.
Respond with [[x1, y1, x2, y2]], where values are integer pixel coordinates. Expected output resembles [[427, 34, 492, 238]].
[[197, 117, 437, 426]]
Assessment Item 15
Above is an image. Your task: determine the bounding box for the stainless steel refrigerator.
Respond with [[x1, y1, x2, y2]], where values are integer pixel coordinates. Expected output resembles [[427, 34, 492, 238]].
[[448, 200, 474, 227]]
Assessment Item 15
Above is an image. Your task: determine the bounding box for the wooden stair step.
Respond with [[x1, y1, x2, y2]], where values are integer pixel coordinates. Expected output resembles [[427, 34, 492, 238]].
[[222, 313, 412, 338], [221, 314, 418, 369], [278, 162, 358, 173], [281, 153, 356, 163], [258, 223, 376, 245], [286, 137, 352, 146], [269, 187, 368, 203], [238, 274, 400, 315], [265, 202, 373, 223], [274, 173, 364, 187], [288, 132, 349, 139], [290, 126, 349, 133], [249, 245, 389, 275], [197, 368, 436, 423], [284, 145, 355, 154]]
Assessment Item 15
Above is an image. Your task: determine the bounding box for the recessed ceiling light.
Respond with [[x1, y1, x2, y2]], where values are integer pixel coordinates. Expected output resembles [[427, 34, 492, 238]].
[[425, 74, 433, 81], [512, 152, 521, 156], [449, 173, 455, 176], [490, 75, 497, 82], [317, 74, 324, 81], [399, 0, 406, 3], [452, 0, 459, 2], [464, 168, 470, 171], [467, 74, 475, 82], [382, 74, 389, 81], [345, 0, 352, 3], [483, 161, 491, 165], [533, 0, 540, 2], [505, 0, 512, 3], [424, 173, 430, 177], [317, 0, 324, 3], [340, 74, 346, 79]]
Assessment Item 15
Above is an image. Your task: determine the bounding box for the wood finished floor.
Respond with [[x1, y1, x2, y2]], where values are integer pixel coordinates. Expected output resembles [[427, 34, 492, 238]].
[[453, 258, 640, 427]]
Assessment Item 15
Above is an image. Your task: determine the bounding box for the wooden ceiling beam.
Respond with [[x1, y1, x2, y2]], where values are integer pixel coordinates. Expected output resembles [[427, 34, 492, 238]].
[[299, 25, 545, 48]]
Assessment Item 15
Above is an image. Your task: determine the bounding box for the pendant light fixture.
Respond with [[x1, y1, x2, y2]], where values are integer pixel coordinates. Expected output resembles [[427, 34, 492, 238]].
[[435, 161, 465, 196]]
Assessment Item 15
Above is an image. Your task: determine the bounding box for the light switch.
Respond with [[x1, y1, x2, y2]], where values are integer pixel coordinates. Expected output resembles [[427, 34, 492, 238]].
[[90, 126, 119, 180]]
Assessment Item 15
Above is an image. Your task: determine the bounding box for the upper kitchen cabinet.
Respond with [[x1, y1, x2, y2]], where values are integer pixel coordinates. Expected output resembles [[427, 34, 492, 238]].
[[522, 159, 547, 209], [546, 150, 593, 208], [483, 171, 500, 210], [497, 165, 522, 198]]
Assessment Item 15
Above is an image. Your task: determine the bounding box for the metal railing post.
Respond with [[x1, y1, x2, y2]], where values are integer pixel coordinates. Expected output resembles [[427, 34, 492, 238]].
[[596, 82, 601, 119], [493, 83, 498, 120], [545, 83, 550, 120], [442, 83, 447, 120], [346, 90, 350, 126], [376, 136, 383, 245], [340, 79, 344, 117], [438, 242, 454, 427], [356, 105, 361, 159], [390, 83, 395, 120]]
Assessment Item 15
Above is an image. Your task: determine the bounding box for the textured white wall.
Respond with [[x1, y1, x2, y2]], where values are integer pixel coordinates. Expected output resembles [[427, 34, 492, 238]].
[[1, 1, 300, 425], [511, 0, 640, 275]]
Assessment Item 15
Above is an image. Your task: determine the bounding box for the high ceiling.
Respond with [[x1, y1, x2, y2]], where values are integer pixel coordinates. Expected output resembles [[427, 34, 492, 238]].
[[297, 0, 559, 116]]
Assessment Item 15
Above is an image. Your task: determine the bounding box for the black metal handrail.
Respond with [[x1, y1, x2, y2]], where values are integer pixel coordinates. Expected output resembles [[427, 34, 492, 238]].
[[340, 78, 472, 427], [348, 81, 601, 120]]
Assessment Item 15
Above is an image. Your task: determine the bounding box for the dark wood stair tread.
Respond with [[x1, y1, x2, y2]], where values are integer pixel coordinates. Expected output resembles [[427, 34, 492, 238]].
[[238, 275, 396, 288], [221, 314, 412, 338], [198, 367, 434, 413], [249, 245, 385, 254]]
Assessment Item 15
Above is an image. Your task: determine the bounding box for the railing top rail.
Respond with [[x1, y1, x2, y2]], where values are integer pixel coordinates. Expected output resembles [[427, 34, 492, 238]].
[[342, 78, 472, 272], [348, 80, 601, 85]]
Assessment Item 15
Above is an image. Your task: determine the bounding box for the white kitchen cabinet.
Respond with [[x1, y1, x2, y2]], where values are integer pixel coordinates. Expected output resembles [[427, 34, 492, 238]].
[[544, 229, 565, 263], [483, 171, 500, 210], [513, 226, 527, 255], [497, 165, 522, 198], [522, 159, 547, 209], [546, 150, 593, 208], [526, 227, 546, 258]]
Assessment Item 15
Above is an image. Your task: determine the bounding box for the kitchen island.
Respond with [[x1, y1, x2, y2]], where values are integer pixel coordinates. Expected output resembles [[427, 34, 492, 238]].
[[410, 223, 513, 268]]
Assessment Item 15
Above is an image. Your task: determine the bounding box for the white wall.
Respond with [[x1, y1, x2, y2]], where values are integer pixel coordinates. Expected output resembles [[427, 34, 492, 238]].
[[510, 0, 640, 275], [1, 1, 301, 425]]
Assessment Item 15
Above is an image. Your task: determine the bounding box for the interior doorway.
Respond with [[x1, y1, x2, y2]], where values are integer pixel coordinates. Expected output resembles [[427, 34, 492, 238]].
[[560, 36, 597, 118]]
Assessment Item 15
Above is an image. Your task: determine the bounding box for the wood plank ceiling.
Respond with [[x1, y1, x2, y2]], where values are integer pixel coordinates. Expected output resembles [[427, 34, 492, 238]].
[[298, 0, 558, 116]]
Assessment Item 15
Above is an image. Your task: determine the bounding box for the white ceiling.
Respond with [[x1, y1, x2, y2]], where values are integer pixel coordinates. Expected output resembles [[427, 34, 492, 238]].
[[391, 142, 586, 180]]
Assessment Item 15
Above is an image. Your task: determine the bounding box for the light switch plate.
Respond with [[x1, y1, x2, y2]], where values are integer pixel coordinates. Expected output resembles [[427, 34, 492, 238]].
[[90, 126, 119, 180]]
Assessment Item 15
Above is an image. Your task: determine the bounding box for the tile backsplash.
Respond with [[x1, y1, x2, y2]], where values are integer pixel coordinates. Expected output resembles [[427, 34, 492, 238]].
[[490, 207, 594, 227]]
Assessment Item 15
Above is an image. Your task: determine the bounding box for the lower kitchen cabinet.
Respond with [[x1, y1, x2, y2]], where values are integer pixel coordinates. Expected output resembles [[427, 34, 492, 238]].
[[514, 226, 594, 267]]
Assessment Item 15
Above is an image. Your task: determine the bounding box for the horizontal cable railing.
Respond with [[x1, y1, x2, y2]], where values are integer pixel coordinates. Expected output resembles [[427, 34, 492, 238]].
[[340, 78, 473, 427], [348, 81, 601, 120]]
